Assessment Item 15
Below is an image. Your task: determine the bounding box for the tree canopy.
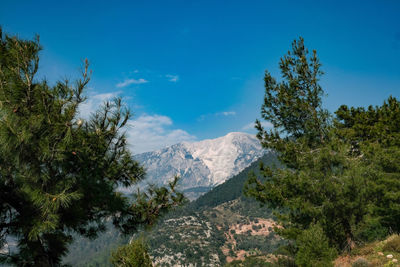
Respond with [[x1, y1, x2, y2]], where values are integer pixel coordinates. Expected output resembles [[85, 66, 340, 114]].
[[0, 30, 183, 266], [246, 37, 400, 258]]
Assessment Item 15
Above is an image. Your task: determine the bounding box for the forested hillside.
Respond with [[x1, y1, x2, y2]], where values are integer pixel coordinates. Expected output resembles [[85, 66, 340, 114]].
[[130, 152, 282, 266], [186, 151, 278, 211], [63, 152, 281, 266]]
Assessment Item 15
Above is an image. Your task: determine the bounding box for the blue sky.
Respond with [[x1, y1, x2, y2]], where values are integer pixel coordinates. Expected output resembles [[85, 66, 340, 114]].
[[2, 0, 400, 153]]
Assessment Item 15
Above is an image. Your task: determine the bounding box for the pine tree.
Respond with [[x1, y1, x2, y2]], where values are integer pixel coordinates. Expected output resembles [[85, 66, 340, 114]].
[[295, 224, 337, 267], [0, 30, 184, 266], [245, 38, 378, 251], [335, 97, 400, 234]]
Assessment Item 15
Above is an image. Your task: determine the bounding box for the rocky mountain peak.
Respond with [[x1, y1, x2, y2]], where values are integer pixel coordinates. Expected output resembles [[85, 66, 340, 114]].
[[134, 132, 265, 199]]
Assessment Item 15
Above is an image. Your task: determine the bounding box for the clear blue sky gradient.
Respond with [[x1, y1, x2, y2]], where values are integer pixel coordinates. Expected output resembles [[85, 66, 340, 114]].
[[2, 0, 400, 142]]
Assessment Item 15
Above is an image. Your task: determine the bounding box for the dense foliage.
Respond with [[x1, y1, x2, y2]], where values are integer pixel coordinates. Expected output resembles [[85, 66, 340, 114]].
[[335, 98, 400, 234], [0, 31, 183, 266], [110, 238, 152, 267], [295, 224, 337, 267], [246, 37, 400, 263]]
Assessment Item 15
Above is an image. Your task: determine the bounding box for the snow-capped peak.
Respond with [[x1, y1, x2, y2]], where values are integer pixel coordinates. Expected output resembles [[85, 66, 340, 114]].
[[183, 132, 262, 186], [134, 132, 265, 199]]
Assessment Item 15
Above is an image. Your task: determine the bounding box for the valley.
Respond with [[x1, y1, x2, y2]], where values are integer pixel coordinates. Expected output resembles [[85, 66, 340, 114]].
[[63, 143, 280, 266]]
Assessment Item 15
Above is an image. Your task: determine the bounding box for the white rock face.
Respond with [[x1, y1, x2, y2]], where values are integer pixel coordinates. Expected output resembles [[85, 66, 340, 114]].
[[184, 132, 264, 186], [134, 132, 265, 197]]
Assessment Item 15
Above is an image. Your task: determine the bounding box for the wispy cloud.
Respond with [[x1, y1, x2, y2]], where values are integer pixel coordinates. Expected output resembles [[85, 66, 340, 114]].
[[127, 114, 196, 154], [242, 121, 273, 131], [116, 78, 148, 88], [166, 74, 179, 82], [217, 111, 236, 116], [197, 110, 236, 121]]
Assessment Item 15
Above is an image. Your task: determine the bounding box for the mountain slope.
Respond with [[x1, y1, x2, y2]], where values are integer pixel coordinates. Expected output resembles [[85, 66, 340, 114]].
[[63, 153, 279, 266], [144, 153, 282, 266], [186, 151, 278, 211], [135, 132, 265, 199]]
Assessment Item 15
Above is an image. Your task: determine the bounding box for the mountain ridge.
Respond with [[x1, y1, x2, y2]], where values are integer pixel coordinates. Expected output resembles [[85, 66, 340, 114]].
[[134, 132, 266, 199]]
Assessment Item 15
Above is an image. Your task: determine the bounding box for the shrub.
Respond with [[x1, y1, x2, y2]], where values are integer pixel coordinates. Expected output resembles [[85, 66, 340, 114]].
[[383, 235, 400, 253], [276, 256, 297, 267], [354, 219, 389, 242], [352, 258, 370, 267], [295, 224, 337, 267], [110, 239, 153, 267]]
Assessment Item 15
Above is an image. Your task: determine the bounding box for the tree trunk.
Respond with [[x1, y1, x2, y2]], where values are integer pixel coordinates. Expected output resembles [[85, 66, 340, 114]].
[[346, 233, 356, 251]]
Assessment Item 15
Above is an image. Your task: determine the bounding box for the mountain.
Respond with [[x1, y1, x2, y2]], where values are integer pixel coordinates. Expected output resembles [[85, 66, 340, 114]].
[[63, 153, 280, 267], [135, 132, 265, 199], [143, 153, 282, 266], [62, 134, 272, 266]]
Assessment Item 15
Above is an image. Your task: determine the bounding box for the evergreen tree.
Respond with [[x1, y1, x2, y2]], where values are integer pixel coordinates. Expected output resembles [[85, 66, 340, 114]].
[[0, 30, 183, 266], [295, 224, 337, 267], [335, 98, 400, 233], [245, 38, 379, 251]]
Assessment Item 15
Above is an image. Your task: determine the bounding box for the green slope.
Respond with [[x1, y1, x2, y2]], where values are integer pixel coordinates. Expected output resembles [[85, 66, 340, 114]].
[[186, 151, 278, 212]]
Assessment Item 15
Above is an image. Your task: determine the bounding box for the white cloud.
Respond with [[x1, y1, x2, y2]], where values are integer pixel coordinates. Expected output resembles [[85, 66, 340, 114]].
[[80, 94, 195, 154], [166, 74, 179, 82], [127, 114, 196, 154], [116, 78, 148, 88], [242, 121, 273, 131], [78, 91, 121, 119]]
